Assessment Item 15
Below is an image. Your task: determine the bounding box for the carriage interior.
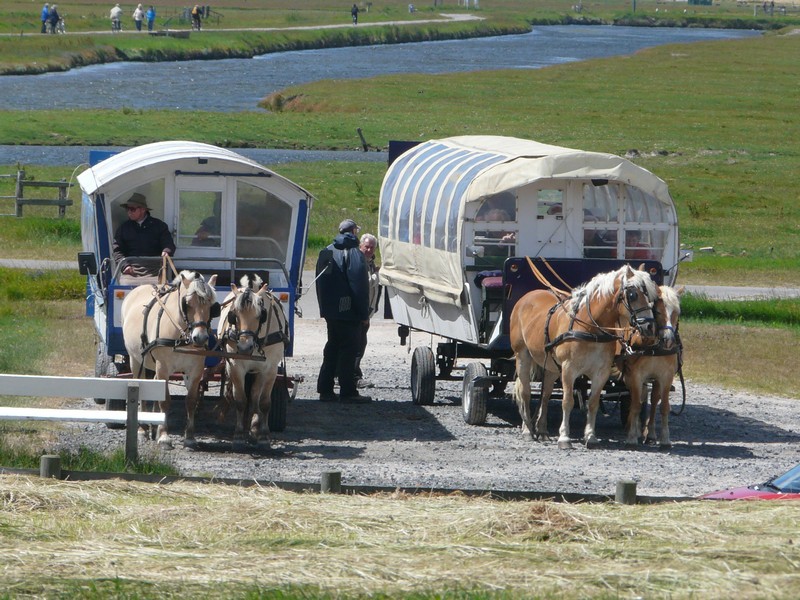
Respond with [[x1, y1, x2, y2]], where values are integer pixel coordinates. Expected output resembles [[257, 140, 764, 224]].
[[107, 177, 295, 291]]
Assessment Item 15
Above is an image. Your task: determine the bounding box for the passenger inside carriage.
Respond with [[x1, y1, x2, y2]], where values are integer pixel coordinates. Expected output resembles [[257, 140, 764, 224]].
[[625, 230, 657, 261]]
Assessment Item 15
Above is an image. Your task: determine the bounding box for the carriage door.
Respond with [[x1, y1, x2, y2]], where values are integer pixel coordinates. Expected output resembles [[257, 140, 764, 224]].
[[173, 176, 228, 259], [521, 185, 567, 258]]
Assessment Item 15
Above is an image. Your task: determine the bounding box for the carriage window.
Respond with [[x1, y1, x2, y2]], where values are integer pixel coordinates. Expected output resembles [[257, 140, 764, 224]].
[[537, 189, 563, 217], [583, 183, 620, 222], [236, 182, 292, 263], [177, 190, 223, 249], [110, 180, 166, 235]]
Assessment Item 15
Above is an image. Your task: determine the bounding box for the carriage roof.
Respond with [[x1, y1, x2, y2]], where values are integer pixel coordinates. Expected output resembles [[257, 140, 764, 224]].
[[77, 141, 310, 198], [378, 135, 678, 305]]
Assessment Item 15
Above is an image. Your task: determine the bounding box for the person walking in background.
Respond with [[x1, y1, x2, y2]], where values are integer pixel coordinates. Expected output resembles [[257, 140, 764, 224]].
[[40, 3, 50, 33], [110, 3, 123, 32], [47, 5, 60, 33], [146, 5, 156, 31], [354, 232, 380, 389], [351, 3, 359, 25], [191, 4, 202, 30], [315, 219, 372, 404], [132, 3, 144, 31]]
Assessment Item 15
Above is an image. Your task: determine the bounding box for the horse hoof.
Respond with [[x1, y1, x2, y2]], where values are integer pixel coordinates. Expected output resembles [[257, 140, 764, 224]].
[[585, 438, 601, 450], [232, 440, 248, 453], [183, 438, 198, 450], [557, 440, 573, 450], [157, 437, 173, 449], [660, 442, 673, 450]]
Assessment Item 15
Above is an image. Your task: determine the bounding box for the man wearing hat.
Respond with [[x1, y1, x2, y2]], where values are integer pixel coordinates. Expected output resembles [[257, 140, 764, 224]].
[[314, 218, 372, 403], [112, 192, 175, 277]]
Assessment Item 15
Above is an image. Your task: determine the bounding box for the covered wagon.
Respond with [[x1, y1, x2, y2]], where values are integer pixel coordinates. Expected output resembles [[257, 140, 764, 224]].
[[378, 135, 682, 423]]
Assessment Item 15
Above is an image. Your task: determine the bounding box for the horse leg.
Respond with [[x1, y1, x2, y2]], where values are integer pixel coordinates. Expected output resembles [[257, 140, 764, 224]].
[[623, 376, 645, 448], [557, 366, 577, 450], [513, 352, 535, 438], [582, 362, 612, 449], [154, 362, 173, 448], [657, 378, 673, 449], [253, 369, 278, 447], [183, 363, 205, 449], [535, 369, 556, 441], [129, 355, 151, 439], [644, 381, 659, 445], [228, 365, 249, 452]]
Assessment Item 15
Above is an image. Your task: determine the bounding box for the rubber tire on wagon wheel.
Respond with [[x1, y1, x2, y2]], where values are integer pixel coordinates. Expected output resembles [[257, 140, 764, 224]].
[[462, 362, 488, 425], [411, 346, 436, 405], [269, 381, 289, 433]]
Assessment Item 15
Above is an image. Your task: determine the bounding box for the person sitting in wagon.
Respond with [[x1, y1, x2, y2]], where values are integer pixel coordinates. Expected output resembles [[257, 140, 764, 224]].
[[112, 192, 175, 279], [625, 230, 656, 261]]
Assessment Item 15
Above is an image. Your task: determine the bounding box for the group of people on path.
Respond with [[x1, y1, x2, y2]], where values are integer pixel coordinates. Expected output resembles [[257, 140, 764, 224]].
[[112, 195, 382, 405], [40, 3, 63, 34], [110, 3, 156, 33]]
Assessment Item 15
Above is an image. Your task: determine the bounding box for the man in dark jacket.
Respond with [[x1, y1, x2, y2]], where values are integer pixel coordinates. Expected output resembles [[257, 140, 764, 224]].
[[112, 192, 176, 277], [315, 219, 372, 403]]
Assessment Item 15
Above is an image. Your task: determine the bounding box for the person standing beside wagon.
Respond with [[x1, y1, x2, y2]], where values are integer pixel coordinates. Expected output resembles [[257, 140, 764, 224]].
[[315, 219, 372, 404], [354, 232, 380, 389]]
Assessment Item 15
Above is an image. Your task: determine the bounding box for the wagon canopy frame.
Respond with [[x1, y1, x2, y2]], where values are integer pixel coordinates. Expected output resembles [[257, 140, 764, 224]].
[[378, 135, 679, 307]]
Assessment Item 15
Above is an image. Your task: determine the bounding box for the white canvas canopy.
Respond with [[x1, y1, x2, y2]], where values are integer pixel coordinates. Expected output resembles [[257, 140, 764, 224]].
[[378, 135, 677, 307]]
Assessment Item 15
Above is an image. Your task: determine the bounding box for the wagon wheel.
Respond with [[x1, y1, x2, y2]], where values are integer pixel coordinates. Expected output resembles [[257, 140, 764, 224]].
[[411, 346, 436, 405], [269, 381, 289, 433], [462, 362, 488, 426]]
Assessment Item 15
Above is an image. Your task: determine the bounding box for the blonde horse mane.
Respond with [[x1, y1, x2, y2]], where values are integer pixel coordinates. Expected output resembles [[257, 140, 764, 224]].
[[658, 285, 683, 324], [172, 270, 216, 304], [232, 274, 266, 314], [567, 266, 658, 314]]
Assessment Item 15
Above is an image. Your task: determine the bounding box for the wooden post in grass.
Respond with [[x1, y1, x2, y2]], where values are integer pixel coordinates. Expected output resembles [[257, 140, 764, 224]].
[[40, 455, 61, 479], [616, 480, 637, 505], [321, 471, 342, 493]]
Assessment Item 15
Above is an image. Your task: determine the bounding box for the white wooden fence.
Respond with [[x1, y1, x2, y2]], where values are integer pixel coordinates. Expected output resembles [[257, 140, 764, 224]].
[[0, 374, 166, 464]]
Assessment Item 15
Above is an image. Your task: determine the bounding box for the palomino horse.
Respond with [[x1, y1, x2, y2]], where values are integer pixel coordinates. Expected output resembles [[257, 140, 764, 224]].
[[217, 274, 289, 450], [618, 285, 683, 448], [121, 270, 219, 447], [509, 265, 658, 449]]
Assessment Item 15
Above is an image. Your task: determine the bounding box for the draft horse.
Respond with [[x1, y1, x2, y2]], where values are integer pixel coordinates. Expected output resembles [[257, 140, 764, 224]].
[[217, 274, 289, 450], [122, 270, 219, 447], [618, 285, 683, 448], [509, 265, 658, 449]]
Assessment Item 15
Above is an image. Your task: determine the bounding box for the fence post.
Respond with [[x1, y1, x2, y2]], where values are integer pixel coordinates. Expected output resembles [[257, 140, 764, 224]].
[[15, 170, 24, 218], [125, 383, 140, 465], [58, 178, 68, 218], [40, 454, 61, 479], [320, 471, 342, 493], [615, 480, 637, 505]]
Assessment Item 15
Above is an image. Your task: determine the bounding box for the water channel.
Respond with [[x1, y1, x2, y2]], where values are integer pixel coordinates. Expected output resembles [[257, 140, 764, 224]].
[[4, 25, 759, 165]]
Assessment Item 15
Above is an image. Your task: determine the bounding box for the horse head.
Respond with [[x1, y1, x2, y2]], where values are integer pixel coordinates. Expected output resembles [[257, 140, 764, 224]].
[[178, 270, 218, 347], [654, 285, 683, 351], [226, 274, 268, 355], [617, 265, 658, 344]]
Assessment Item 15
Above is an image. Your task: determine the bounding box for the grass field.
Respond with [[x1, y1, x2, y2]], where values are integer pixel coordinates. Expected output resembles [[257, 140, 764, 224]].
[[1, 475, 800, 598]]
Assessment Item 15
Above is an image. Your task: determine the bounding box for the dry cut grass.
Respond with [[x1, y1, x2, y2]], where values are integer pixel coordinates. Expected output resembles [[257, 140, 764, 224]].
[[1, 475, 800, 598]]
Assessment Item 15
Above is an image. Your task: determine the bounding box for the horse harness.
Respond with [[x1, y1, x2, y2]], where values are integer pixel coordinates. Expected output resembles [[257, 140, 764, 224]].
[[542, 282, 653, 370], [220, 288, 289, 356]]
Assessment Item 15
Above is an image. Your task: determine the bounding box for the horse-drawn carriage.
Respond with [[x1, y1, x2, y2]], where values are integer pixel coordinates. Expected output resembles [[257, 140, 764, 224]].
[[378, 136, 683, 433], [77, 141, 314, 444]]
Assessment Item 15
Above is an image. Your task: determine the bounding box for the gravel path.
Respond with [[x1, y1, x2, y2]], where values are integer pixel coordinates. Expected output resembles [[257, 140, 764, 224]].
[[60, 316, 800, 499]]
